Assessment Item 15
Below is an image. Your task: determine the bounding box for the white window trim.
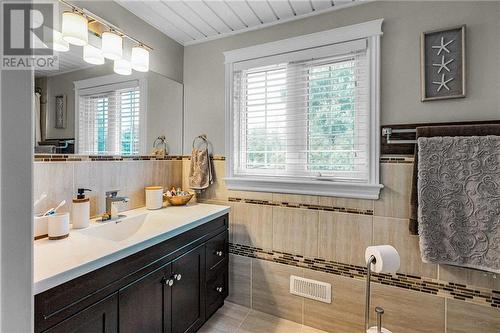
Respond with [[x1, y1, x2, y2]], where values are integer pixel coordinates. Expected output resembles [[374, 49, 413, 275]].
[[74, 73, 148, 155], [224, 19, 384, 200]]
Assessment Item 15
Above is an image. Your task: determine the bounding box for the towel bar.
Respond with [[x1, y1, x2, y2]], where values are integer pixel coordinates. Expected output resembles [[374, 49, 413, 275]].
[[382, 128, 417, 144]]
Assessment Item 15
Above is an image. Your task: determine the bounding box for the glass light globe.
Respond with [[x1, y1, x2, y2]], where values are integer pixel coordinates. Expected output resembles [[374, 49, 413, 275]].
[[131, 46, 149, 72], [51, 30, 69, 52], [114, 59, 132, 75], [83, 44, 104, 65], [61, 11, 88, 46], [102, 31, 123, 60]]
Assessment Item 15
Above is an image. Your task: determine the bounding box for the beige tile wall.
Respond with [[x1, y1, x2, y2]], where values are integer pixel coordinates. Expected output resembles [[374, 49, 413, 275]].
[[272, 207, 319, 258], [185, 159, 499, 332], [35, 158, 498, 332], [228, 254, 252, 308], [192, 159, 499, 286], [303, 270, 365, 332], [228, 255, 452, 332], [318, 211, 372, 266], [33, 160, 182, 219], [446, 299, 500, 333]]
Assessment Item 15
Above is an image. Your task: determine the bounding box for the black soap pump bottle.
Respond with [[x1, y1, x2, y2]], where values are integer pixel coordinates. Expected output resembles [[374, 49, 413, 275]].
[[72, 188, 91, 229]]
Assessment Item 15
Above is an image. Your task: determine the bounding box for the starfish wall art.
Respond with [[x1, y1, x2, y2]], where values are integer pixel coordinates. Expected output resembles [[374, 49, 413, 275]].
[[421, 25, 466, 101], [431, 37, 455, 92]]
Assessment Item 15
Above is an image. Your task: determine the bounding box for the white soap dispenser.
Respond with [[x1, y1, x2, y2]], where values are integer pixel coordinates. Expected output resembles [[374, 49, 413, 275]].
[[72, 188, 91, 229]]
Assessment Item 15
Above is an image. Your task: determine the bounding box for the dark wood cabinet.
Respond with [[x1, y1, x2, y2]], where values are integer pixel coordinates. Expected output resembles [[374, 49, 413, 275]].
[[35, 214, 229, 333], [171, 245, 205, 333], [119, 263, 171, 333], [43, 293, 118, 333]]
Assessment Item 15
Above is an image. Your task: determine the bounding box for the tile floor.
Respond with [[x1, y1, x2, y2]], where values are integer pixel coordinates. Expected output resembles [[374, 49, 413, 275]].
[[198, 302, 327, 333]]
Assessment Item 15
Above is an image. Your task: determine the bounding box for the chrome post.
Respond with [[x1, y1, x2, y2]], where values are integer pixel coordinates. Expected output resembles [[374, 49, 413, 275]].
[[365, 255, 376, 331], [375, 307, 384, 333]]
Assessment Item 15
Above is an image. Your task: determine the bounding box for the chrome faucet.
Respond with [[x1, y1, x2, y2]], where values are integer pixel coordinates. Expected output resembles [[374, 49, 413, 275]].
[[102, 190, 129, 221]]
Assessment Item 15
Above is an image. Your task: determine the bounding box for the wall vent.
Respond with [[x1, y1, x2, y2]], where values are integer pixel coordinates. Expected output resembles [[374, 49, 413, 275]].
[[289, 275, 331, 303]]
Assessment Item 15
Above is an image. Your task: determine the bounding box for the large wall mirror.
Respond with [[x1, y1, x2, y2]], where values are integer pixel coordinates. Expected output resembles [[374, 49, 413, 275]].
[[34, 48, 183, 156]]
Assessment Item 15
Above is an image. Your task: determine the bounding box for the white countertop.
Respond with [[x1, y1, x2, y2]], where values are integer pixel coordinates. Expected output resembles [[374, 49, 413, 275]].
[[34, 203, 230, 295]]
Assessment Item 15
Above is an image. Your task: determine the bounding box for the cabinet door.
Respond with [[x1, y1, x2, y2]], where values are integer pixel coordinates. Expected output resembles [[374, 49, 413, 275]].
[[44, 293, 118, 333], [119, 263, 172, 333], [171, 245, 206, 333]]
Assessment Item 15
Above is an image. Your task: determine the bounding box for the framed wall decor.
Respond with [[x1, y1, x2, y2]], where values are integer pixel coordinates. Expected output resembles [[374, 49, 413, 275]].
[[55, 94, 67, 129], [420, 25, 466, 101]]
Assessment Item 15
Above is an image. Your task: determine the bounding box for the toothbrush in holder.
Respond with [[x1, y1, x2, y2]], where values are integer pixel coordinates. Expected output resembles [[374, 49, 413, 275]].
[[43, 200, 66, 216], [34, 192, 47, 208]]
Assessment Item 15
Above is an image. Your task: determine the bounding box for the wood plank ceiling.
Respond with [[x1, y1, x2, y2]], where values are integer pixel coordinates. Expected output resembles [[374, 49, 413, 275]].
[[35, 46, 94, 77], [115, 0, 364, 46]]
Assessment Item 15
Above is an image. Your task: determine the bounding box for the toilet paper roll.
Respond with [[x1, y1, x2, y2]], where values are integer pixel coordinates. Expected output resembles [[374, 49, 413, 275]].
[[365, 245, 400, 273]]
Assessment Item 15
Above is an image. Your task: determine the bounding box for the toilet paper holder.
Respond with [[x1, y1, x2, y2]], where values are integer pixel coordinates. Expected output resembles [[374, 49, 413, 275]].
[[364, 245, 400, 332], [365, 254, 377, 331]]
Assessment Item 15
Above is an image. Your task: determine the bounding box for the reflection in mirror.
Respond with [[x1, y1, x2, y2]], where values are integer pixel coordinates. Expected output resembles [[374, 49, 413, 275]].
[[34, 50, 183, 156]]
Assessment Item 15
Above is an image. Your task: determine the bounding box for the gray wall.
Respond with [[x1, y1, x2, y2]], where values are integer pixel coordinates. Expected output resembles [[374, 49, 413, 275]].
[[72, 0, 184, 82], [183, 1, 500, 155], [146, 72, 183, 155]]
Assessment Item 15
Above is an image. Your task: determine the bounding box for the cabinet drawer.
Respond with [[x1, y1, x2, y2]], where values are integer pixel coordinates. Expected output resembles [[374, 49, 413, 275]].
[[206, 265, 227, 319], [206, 231, 228, 270], [43, 293, 118, 333]]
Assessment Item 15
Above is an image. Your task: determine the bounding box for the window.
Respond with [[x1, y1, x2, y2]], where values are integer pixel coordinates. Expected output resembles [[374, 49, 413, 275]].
[[75, 76, 146, 155], [225, 19, 383, 199]]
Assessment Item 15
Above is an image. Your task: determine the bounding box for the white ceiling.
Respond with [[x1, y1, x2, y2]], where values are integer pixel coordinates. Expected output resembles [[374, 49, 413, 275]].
[[115, 0, 365, 46], [35, 46, 94, 77]]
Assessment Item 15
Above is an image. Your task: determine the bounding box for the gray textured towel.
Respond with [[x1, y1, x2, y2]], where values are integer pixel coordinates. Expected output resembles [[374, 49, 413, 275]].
[[417, 136, 500, 273]]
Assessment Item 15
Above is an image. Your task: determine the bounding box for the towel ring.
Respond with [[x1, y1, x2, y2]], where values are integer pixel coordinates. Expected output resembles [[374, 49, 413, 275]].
[[153, 135, 168, 150], [192, 134, 209, 150]]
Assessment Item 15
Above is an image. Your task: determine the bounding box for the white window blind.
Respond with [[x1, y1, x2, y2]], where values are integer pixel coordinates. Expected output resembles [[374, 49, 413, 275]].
[[232, 48, 369, 182], [78, 84, 141, 155]]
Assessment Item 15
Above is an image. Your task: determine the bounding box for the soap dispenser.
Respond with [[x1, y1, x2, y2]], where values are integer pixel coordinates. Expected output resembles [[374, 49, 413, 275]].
[[72, 188, 91, 229]]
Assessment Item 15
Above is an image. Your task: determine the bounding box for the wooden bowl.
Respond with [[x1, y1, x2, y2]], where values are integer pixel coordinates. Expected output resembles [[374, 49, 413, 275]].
[[165, 194, 194, 206]]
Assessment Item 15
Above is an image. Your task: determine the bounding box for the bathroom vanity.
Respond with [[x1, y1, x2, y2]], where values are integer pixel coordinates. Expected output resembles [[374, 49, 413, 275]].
[[34, 204, 229, 333]]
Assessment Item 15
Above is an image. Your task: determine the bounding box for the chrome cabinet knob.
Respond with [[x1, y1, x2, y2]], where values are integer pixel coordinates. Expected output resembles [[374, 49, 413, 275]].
[[162, 278, 174, 287], [215, 251, 223, 257], [216, 286, 223, 293], [174, 273, 182, 281]]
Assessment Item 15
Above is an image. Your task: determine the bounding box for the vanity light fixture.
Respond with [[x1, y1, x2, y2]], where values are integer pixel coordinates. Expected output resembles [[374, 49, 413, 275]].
[[102, 31, 123, 60], [131, 45, 150, 72], [51, 30, 70, 52], [83, 44, 105, 65], [114, 58, 132, 76], [61, 11, 88, 46], [58, 0, 153, 72]]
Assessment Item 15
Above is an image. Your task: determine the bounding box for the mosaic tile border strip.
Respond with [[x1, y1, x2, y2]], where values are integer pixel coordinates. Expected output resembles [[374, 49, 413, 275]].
[[35, 154, 406, 163], [34, 154, 184, 162], [228, 197, 374, 216], [181, 155, 226, 161], [34, 154, 226, 162], [229, 243, 500, 309]]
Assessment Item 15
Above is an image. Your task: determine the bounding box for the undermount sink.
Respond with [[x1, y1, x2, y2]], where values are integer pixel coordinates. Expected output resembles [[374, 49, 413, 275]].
[[79, 213, 148, 242]]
